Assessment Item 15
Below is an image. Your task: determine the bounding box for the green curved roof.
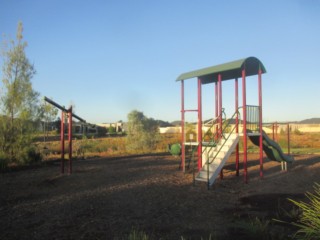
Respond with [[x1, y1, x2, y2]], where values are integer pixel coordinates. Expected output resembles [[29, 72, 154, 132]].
[[176, 56, 266, 84]]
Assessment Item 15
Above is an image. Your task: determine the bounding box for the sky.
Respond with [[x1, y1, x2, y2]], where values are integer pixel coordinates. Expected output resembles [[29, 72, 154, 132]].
[[0, 0, 319, 124]]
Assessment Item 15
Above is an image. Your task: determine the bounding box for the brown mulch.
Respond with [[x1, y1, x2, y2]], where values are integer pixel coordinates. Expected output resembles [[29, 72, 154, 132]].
[[1, 153, 319, 239]]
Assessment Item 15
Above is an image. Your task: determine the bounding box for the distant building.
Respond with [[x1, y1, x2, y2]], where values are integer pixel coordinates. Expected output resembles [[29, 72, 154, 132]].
[[97, 121, 124, 133], [159, 123, 320, 134]]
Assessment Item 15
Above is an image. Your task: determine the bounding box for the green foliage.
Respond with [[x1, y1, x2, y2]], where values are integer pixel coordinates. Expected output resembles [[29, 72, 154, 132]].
[[119, 228, 217, 240], [231, 217, 272, 240], [0, 152, 9, 170], [185, 123, 196, 142], [22, 146, 42, 164], [74, 135, 91, 159], [180, 234, 216, 240], [108, 125, 116, 134], [126, 110, 160, 152], [40, 99, 58, 136], [121, 228, 149, 240], [0, 22, 40, 164], [289, 183, 320, 240], [293, 129, 303, 135]]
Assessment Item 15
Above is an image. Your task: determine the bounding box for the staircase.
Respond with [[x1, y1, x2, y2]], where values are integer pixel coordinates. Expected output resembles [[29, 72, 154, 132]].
[[195, 133, 239, 187]]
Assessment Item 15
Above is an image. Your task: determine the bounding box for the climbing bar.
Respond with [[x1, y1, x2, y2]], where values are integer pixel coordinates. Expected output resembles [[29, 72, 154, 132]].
[[44, 96, 86, 122], [44, 96, 67, 112]]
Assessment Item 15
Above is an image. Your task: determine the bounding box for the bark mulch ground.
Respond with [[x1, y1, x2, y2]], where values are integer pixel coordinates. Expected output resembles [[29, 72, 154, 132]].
[[1, 153, 319, 239]]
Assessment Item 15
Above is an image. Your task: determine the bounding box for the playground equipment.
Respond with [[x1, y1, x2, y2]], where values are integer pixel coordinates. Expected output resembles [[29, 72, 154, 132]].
[[176, 57, 294, 188], [44, 96, 87, 174], [168, 143, 182, 156]]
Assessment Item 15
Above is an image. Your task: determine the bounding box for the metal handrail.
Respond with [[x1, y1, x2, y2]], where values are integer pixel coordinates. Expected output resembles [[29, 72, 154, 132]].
[[192, 109, 228, 185], [192, 105, 262, 187], [200, 109, 241, 188], [202, 108, 226, 144], [203, 109, 240, 162]]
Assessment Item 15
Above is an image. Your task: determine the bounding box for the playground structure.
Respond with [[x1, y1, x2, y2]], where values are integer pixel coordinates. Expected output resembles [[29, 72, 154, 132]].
[[176, 57, 294, 188], [44, 96, 87, 174]]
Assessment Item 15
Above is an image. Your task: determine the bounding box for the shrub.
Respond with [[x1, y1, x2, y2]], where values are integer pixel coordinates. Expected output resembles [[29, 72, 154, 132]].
[[122, 228, 149, 240], [0, 153, 9, 170], [293, 129, 303, 135], [22, 146, 42, 165], [289, 183, 320, 239], [126, 110, 161, 152], [231, 217, 271, 240]]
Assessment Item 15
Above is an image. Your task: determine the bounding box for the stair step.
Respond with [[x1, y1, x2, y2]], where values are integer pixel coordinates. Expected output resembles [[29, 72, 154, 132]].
[[196, 170, 215, 179], [195, 176, 208, 182], [195, 134, 240, 187]]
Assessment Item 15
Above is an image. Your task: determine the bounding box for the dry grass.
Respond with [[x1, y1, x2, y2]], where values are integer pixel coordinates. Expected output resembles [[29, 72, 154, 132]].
[[37, 133, 181, 161], [36, 131, 320, 162]]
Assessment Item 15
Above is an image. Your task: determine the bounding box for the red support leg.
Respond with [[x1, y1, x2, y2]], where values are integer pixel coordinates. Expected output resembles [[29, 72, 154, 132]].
[[181, 81, 185, 172], [242, 69, 248, 183], [60, 111, 65, 174], [197, 78, 202, 170], [287, 124, 290, 155], [235, 78, 239, 176], [215, 82, 218, 140], [258, 68, 263, 178], [218, 74, 223, 138], [68, 107, 73, 174], [218, 74, 223, 179]]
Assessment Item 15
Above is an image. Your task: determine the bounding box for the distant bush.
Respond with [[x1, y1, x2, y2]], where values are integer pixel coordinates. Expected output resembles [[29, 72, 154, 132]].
[[126, 110, 161, 152], [293, 129, 303, 135]]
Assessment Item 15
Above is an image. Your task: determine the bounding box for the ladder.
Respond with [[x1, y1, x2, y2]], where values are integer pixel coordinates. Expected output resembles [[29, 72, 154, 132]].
[[195, 133, 239, 187], [193, 109, 240, 189]]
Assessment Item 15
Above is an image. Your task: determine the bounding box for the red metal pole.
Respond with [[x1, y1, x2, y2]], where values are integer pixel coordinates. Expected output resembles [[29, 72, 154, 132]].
[[242, 69, 248, 183], [218, 74, 223, 179], [235, 78, 239, 176], [287, 123, 290, 155], [197, 78, 202, 170], [215, 82, 218, 139], [68, 107, 73, 174], [181, 81, 185, 172], [60, 111, 65, 174], [258, 68, 264, 178], [218, 74, 223, 138]]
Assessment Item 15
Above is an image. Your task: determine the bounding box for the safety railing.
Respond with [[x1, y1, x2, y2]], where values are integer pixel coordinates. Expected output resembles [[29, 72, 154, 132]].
[[245, 105, 261, 132], [202, 109, 226, 143], [202, 109, 240, 188], [191, 109, 230, 184], [187, 110, 226, 172]]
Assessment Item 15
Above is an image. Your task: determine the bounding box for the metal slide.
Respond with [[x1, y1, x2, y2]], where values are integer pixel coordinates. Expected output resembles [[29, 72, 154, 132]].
[[248, 131, 294, 163]]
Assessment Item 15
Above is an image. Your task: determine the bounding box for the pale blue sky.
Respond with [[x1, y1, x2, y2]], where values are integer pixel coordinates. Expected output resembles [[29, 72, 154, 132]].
[[1, 0, 319, 124]]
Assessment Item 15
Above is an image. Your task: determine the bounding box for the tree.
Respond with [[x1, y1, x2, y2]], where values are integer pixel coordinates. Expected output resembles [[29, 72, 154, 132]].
[[40, 100, 58, 138], [0, 22, 40, 164], [126, 110, 160, 152]]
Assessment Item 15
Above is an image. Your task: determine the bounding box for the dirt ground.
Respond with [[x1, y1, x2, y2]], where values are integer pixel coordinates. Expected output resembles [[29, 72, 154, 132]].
[[1, 153, 320, 239]]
